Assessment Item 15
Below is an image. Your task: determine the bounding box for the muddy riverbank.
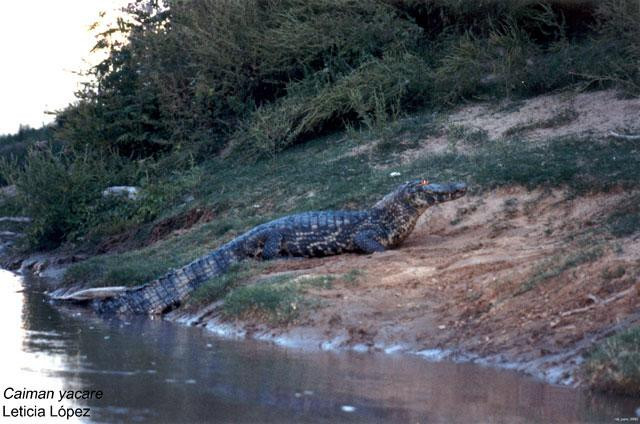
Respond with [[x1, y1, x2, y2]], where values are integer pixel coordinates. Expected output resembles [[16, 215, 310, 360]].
[[4, 267, 640, 423], [9, 184, 640, 390]]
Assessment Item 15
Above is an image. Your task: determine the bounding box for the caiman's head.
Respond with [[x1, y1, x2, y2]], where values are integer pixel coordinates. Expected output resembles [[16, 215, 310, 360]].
[[375, 178, 467, 211], [405, 178, 467, 207]]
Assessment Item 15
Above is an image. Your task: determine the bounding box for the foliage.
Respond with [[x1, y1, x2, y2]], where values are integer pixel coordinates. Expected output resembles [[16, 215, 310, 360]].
[[0, 125, 56, 185], [53, 0, 640, 161], [0, 146, 145, 249], [583, 326, 640, 396], [0, 124, 54, 146], [233, 52, 431, 157]]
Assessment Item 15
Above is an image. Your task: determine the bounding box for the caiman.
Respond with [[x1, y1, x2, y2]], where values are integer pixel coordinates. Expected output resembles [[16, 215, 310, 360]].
[[54, 179, 467, 314]]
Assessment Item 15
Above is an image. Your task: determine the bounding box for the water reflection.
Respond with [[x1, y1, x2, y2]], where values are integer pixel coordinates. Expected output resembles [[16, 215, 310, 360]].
[[0, 269, 637, 423]]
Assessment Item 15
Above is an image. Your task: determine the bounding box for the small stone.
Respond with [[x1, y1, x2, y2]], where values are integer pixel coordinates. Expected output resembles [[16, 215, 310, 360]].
[[102, 186, 140, 200], [0, 185, 17, 198], [389, 172, 401, 177], [341, 405, 356, 412]]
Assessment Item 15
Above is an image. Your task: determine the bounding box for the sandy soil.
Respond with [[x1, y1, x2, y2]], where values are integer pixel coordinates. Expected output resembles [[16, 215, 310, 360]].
[[448, 89, 640, 140], [171, 186, 639, 386], [393, 89, 640, 163]]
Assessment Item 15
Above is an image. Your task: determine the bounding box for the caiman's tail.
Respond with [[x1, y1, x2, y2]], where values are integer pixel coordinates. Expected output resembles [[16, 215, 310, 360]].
[[55, 247, 239, 315]]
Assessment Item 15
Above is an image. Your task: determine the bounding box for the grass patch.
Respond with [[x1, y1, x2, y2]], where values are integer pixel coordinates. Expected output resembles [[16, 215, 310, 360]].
[[63, 215, 262, 288], [221, 271, 356, 322], [342, 269, 365, 285], [466, 137, 640, 192], [583, 326, 640, 396], [515, 245, 603, 295], [608, 194, 640, 238], [222, 275, 308, 324], [190, 269, 358, 321], [186, 261, 266, 308], [60, 130, 640, 290], [296, 275, 336, 290]]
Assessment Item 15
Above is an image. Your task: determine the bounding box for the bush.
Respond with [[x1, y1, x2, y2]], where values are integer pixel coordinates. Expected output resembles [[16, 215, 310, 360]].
[[234, 52, 432, 157], [0, 125, 56, 185], [53, 0, 639, 161], [61, 0, 424, 159], [0, 147, 139, 249]]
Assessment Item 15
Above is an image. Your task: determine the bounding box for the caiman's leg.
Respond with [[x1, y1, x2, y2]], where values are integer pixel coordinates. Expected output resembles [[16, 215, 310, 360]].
[[262, 230, 283, 260], [354, 230, 385, 254]]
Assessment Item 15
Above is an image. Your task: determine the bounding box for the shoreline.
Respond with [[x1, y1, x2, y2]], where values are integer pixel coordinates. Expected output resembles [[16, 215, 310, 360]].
[[8, 247, 585, 389]]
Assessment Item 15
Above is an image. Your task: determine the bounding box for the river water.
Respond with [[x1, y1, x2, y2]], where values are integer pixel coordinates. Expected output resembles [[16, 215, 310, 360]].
[[1, 269, 638, 423]]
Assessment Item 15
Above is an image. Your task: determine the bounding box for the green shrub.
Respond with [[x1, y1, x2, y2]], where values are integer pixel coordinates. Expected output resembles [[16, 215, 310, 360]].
[[234, 52, 432, 157], [61, 0, 424, 159], [0, 147, 141, 249], [53, 0, 639, 161], [0, 148, 106, 248], [589, 0, 640, 94], [0, 125, 56, 185]]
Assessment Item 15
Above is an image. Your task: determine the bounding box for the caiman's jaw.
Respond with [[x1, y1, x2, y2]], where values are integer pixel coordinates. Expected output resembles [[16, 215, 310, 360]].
[[407, 179, 467, 207], [424, 182, 467, 201]]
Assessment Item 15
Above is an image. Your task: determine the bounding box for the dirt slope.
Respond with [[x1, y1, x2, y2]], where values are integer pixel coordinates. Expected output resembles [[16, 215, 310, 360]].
[[183, 186, 640, 385]]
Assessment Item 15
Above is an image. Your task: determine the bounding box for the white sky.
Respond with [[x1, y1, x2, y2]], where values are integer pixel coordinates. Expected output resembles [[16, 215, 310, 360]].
[[0, 1, 130, 135]]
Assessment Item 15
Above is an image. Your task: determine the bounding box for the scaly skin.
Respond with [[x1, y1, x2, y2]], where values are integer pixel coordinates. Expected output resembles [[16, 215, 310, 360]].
[[62, 179, 467, 315]]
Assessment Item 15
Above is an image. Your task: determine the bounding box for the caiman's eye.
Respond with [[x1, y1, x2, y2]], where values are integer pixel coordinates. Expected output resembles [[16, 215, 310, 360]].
[[419, 179, 429, 186]]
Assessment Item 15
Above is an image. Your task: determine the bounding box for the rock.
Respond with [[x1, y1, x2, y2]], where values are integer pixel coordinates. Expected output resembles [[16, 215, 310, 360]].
[[389, 172, 401, 177], [33, 260, 48, 273], [0, 185, 17, 198], [0, 231, 24, 238], [480, 73, 499, 86], [0, 216, 31, 223], [102, 186, 140, 200]]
